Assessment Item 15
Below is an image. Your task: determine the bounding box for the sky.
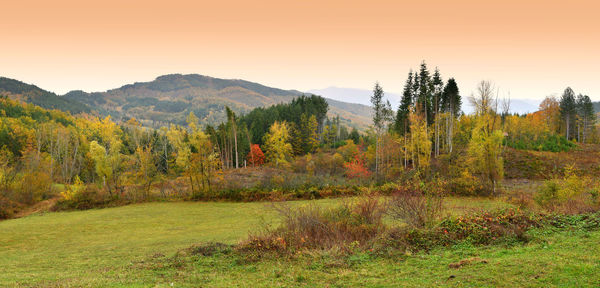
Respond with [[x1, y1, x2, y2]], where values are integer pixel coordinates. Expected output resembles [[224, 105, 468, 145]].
[[1, 0, 599, 103]]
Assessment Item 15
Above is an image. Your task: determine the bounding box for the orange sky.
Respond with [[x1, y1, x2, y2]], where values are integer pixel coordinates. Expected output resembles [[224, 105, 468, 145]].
[[1, 0, 599, 101]]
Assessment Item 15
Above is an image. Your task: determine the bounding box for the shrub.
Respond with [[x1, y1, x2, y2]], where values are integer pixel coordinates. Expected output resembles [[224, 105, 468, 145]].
[[17, 171, 53, 205], [534, 165, 599, 214], [344, 154, 371, 179], [0, 196, 20, 219], [382, 208, 541, 252], [387, 186, 443, 228], [238, 196, 386, 253], [448, 170, 486, 196], [60, 176, 85, 201], [54, 185, 110, 210]]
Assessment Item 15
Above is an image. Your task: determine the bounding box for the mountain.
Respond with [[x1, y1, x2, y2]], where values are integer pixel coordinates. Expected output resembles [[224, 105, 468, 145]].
[[0, 74, 372, 129], [308, 87, 401, 107], [594, 102, 600, 114], [0, 77, 90, 114], [66, 74, 372, 129]]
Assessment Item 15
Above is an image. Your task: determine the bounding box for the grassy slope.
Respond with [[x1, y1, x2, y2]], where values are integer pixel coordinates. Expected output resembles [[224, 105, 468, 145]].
[[1, 198, 598, 287]]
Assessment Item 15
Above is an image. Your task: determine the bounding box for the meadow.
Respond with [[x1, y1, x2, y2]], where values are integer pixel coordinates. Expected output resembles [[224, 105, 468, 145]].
[[2, 196, 599, 287]]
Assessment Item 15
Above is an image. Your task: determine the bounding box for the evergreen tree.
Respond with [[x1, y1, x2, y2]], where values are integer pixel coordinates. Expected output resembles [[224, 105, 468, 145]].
[[394, 71, 413, 135], [441, 78, 461, 116], [349, 127, 360, 144], [432, 67, 443, 156], [441, 78, 461, 152], [559, 87, 577, 140], [416, 61, 433, 125], [576, 94, 595, 143]]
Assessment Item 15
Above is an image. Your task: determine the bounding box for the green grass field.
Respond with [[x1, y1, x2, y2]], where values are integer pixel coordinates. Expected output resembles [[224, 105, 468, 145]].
[[2, 198, 599, 287]]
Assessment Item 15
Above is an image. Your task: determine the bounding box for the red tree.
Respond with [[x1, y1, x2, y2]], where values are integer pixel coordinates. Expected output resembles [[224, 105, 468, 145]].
[[344, 153, 371, 179], [246, 144, 265, 166]]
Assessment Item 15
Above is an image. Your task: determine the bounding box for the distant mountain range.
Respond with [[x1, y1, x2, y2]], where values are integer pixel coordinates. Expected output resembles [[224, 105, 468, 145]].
[[0, 75, 372, 129], [308, 87, 401, 107]]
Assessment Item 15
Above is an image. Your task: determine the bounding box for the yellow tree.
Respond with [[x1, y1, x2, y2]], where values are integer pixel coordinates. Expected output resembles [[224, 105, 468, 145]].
[[134, 145, 157, 198], [188, 119, 222, 197], [89, 141, 112, 192], [467, 81, 504, 195], [408, 109, 432, 172], [170, 112, 222, 197], [538, 96, 561, 134], [88, 116, 122, 195], [263, 121, 293, 167]]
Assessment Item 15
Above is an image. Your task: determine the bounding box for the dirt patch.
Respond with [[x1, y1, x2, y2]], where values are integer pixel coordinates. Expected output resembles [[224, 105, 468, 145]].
[[448, 257, 488, 269], [14, 197, 59, 218]]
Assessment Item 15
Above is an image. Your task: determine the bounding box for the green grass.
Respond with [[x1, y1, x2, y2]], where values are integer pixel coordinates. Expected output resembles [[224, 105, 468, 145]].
[[164, 229, 600, 287], [1, 197, 597, 287]]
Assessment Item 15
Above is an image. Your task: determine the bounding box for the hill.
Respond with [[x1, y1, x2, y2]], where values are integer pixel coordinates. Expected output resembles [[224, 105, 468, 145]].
[[63, 74, 372, 129], [0, 77, 90, 114], [0, 74, 372, 129]]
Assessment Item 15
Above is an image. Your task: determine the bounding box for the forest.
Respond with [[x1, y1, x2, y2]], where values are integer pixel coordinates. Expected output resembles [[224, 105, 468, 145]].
[[0, 62, 598, 219]]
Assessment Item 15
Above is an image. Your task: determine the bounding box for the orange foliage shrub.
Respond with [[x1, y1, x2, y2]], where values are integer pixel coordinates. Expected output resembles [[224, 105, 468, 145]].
[[344, 154, 371, 179]]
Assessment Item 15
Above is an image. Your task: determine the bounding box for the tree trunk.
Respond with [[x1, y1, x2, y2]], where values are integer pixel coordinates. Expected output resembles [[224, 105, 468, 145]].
[[233, 124, 238, 169]]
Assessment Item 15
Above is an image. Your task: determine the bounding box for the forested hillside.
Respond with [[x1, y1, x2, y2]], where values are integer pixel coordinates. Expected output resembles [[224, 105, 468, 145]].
[[62, 74, 372, 129], [1, 61, 598, 221], [0, 74, 372, 130], [0, 77, 90, 114]]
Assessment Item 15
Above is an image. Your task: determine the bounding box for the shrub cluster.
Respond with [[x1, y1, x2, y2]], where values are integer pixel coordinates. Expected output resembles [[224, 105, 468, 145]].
[[238, 194, 552, 256], [238, 196, 385, 253], [534, 165, 599, 214]]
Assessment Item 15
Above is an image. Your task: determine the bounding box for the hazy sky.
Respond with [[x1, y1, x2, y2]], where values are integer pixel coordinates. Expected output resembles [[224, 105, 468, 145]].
[[1, 0, 598, 102]]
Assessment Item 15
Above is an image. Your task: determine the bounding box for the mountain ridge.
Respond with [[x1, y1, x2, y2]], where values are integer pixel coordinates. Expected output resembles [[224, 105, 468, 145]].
[[0, 74, 372, 129]]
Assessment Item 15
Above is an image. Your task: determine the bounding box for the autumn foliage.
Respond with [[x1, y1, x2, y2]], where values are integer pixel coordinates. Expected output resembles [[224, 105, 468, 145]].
[[344, 153, 371, 179], [246, 144, 265, 166]]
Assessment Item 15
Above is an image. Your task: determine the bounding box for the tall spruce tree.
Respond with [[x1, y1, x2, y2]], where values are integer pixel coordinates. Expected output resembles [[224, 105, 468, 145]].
[[559, 87, 577, 140], [395, 71, 413, 135], [416, 62, 433, 125], [432, 67, 443, 156], [441, 78, 461, 116], [576, 94, 595, 143], [441, 78, 461, 152]]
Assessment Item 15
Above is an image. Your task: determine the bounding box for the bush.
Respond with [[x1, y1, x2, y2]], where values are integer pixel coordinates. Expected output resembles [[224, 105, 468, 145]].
[[17, 171, 53, 205], [448, 170, 486, 196], [381, 208, 541, 252], [54, 185, 110, 210], [534, 165, 599, 214], [0, 196, 21, 219], [238, 196, 386, 253], [387, 186, 443, 228]]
